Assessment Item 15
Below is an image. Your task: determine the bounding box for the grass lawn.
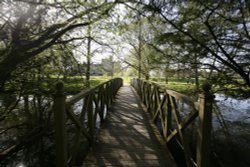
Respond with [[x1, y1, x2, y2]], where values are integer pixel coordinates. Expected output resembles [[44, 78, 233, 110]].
[[153, 81, 198, 95]]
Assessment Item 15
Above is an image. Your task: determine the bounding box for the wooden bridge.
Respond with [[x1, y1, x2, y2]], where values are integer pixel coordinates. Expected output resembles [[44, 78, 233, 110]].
[[82, 85, 176, 167], [53, 78, 213, 167]]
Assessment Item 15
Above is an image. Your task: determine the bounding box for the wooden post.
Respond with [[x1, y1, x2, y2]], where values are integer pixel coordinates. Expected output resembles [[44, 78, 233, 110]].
[[196, 83, 213, 167], [99, 87, 105, 122], [87, 94, 94, 141], [53, 82, 67, 167], [165, 95, 172, 138]]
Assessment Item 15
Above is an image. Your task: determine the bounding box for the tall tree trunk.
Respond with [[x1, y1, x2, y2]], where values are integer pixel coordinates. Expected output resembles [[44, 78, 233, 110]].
[[194, 54, 199, 90], [138, 16, 142, 79], [111, 61, 114, 78], [165, 65, 169, 84], [24, 95, 32, 122], [177, 63, 180, 80], [86, 24, 91, 88]]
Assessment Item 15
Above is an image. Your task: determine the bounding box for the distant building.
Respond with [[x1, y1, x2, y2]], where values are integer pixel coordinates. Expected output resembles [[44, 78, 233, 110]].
[[81, 57, 122, 76], [81, 63, 103, 76], [90, 63, 103, 76]]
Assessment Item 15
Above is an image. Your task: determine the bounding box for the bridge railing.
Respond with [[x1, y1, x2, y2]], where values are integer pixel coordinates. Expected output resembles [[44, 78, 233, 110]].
[[53, 78, 123, 167], [131, 78, 213, 167]]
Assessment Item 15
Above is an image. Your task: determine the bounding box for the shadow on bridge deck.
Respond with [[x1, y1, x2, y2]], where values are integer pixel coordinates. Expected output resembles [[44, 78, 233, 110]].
[[82, 85, 177, 167]]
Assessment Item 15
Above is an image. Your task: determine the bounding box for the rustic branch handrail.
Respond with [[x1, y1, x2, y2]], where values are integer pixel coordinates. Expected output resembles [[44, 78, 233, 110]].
[[131, 78, 213, 167], [53, 78, 123, 167]]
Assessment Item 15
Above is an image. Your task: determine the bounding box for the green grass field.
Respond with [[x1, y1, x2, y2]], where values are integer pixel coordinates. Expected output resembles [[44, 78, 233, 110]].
[[22, 75, 201, 95]]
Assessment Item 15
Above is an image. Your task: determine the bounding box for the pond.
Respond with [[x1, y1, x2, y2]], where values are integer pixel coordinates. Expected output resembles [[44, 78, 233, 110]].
[[212, 93, 250, 129], [214, 94, 250, 124], [212, 94, 250, 167]]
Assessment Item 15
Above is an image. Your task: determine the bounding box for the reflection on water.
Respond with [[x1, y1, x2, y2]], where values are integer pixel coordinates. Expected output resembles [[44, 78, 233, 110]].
[[215, 94, 250, 123], [0, 93, 55, 167], [212, 95, 250, 167], [70, 96, 108, 128]]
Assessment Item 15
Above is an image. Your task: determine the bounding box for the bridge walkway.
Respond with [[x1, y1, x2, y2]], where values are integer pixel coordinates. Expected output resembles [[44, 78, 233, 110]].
[[82, 85, 177, 167]]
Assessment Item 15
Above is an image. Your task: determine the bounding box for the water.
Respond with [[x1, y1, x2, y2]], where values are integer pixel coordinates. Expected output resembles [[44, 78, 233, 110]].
[[69, 96, 108, 128], [211, 94, 250, 167], [215, 94, 250, 123]]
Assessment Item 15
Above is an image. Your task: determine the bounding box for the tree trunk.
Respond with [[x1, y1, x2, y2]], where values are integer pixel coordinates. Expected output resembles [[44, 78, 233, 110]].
[[165, 66, 169, 84], [194, 54, 199, 90], [138, 15, 142, 79], [86, 24, 91, 88], [177, 63, 180, 80], [145, 74, 149, 80]]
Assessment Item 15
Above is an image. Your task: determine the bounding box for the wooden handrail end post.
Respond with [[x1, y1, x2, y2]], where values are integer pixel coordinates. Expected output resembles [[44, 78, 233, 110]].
[[53, 82, 67, 167], [196, 82, 214, 167]]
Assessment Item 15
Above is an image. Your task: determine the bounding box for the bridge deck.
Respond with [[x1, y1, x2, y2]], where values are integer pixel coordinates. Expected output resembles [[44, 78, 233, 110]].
[[82, 85, 177, 167]]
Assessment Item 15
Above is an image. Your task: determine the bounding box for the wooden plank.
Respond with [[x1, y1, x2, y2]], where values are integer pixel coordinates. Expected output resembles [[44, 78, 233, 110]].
[[81, 85, 177, 167]]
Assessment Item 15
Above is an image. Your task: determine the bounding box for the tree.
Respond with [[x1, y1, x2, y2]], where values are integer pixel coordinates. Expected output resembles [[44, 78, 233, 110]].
[[133, 0, 250, 94], [118, 9, 163, 80], [0, 0, 117, 90], [0, 1, 122, 163]]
